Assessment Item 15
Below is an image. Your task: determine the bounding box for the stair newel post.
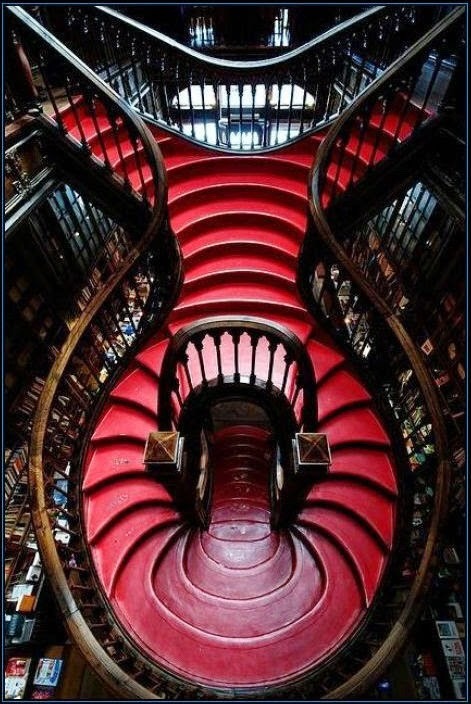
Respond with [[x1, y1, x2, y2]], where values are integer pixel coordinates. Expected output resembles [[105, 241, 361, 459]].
[[249, 331, 261, 385], [179, 349, 194, 395], [266, 337, 278, 390], [280, 351, 294, 395], [231, 328, 242, 383], [143, 430, 198, 525], [250, 80, 257, 149], [199, 72, 208, 145], [6, 27, 41, 115], [192, 334, 208, 386], [301, 360, 317, 433], [212, 331, 224, 383]]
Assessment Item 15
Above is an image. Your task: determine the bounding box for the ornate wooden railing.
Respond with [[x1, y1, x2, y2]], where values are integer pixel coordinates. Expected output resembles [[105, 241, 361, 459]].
[[158, 316, 317, 431], [7, 6, 166, 211], [30, 5, 443, 151], [157, 317, 318, 529], [298, 7, 465, 698]]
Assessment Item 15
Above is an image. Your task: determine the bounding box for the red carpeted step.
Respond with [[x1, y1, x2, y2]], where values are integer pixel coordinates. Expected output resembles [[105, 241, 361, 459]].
[[177, 271, 299, 309], [317, 406, 391, 448], [168, 184, 308, 234], [94, 513, 183, 596], [91, 403, 156, 443], [328, 446, 398, 495], [304, 478, 395, 548], [183, 242, 296, 282], [82, 440, 149, 492], [177, 213, 303, 258], [134, 337, 170, 378], [297, 505, 388, 606], [110, 364, 159, 417], [306, 338, 345, 383], [316, 367, 372, 422], [85, 475, 174, 544], [166, 157, 310, 199]]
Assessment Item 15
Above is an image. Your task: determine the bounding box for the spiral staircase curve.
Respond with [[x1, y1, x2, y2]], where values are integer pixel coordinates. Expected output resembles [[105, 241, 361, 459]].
[[55, 99, 427, 693]]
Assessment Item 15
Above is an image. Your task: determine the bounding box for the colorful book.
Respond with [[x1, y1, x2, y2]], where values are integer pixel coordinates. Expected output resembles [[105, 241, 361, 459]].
[[32, 658, 63, 688], [4, 657, 32, 699]]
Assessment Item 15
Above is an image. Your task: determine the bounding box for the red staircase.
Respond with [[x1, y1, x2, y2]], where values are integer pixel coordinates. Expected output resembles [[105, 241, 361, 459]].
[[61, 106, 406, 690]]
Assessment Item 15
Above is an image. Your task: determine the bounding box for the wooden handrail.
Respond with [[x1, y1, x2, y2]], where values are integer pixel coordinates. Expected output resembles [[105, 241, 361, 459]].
[[96, 5, 385, 70], [35, 5, 439, 152]]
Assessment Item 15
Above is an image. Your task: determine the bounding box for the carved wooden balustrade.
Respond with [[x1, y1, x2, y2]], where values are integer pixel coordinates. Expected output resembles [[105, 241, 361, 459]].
[[30, 5, 444, 150]]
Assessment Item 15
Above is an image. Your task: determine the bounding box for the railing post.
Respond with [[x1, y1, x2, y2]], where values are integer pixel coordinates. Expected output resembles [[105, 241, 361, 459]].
[[5, 29, 41, 114]]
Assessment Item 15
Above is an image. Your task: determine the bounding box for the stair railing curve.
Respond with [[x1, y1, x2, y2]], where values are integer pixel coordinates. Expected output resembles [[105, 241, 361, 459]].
[[8, 7, 189, 700], [301, 8, 464, 698], [32, 4, 444, 152]]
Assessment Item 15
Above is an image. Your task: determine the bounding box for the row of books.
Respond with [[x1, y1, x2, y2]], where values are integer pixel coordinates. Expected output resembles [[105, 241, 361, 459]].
[[5, 444, 28, 503], [5, 499, 30, 548], [434, 618, 466, 699], [10, 376, 45, 436], [4, 657, 63, 700]]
